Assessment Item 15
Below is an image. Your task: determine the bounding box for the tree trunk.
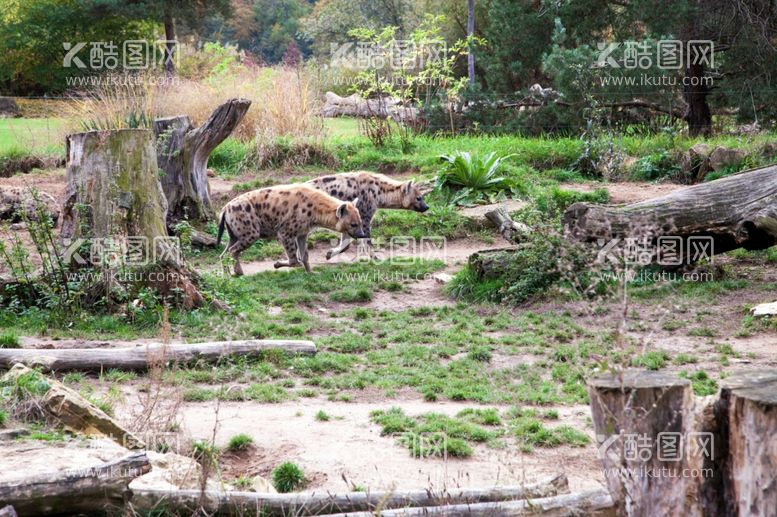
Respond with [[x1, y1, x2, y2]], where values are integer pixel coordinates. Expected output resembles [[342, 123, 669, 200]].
[[61, 129, 207, 309], [484, 208, 530, 243], [0, 340, 316, 371], [684, 53, 712, 137], [129, 475, 570, 516], [0, 452, 150, 516], [468, 247, 518, 279], [154, 98, 251, 224], [467, 0, 475, 86], [563, 164, 777, 263], [163, 11, 175, 76]]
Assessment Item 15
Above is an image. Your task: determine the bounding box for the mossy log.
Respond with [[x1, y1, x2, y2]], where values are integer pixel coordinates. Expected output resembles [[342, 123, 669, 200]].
[[563, 165, 777, 263], [129, 474, 571, 516], [154, 98, 251, 223], [61, 129, 208, 308]]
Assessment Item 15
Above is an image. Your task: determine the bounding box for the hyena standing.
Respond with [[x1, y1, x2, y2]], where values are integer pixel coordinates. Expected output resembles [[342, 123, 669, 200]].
[[306, 172, 429, 259], [217, 184, 365, 275]]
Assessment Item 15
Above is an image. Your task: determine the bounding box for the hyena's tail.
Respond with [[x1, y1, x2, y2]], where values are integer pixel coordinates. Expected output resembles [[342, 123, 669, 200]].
[[216, 211, 226, 246]]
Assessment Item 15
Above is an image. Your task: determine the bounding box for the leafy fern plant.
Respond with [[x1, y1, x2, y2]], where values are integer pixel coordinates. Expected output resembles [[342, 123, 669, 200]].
[[435, 151, 515, 205]]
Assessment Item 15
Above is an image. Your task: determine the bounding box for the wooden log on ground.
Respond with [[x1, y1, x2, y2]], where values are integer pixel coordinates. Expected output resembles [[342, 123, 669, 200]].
[[316, 489, 615, 517], [588, 370, 697, 517], [2, 364, 145, 448], [0, 451, 150, 516], [154, 98, 251, 223], [129, 475, 569, 516], [467, 247, 518, 280], [563, 164, 777, 263], [0, 340, 316, 371], [715, 370, 777, 516], [484, 207, 530, 244]]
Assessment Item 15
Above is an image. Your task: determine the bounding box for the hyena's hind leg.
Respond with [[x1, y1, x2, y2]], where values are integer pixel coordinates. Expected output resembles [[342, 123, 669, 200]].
[[274, 233, 302, 270], [295, 234, 311, 273], [223, 238, 253, 277]]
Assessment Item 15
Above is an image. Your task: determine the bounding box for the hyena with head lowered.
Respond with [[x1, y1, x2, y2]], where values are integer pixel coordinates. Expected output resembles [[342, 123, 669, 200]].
[[306, 172, 429, 259], [217, 184, 365, 275]]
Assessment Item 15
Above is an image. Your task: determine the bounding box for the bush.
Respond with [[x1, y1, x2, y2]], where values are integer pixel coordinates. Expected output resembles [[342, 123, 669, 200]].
[[0, 332, 21, 348], [272, 462, 306, 493], [226, 433, 254, 451], [435, 151, 516, 205]]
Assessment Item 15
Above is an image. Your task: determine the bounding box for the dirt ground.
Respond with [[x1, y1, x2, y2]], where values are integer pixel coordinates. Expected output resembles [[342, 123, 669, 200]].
[[3, 168, 776, 496]]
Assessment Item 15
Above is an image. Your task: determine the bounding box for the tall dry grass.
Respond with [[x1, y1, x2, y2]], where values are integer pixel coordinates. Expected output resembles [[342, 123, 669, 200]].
[[64, 66, 324, 144]]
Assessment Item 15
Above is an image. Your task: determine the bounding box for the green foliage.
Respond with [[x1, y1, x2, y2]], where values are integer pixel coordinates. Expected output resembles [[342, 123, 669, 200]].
[[227, 433, 254, 451], [272, 462, 306, 493], [680, 370, 718, 396], [314, 409, 331, 421], [435, 151, 516, 205], [632, 351, 670, 370], [0, 409, 7, 427], [0, 331, 21, 348]]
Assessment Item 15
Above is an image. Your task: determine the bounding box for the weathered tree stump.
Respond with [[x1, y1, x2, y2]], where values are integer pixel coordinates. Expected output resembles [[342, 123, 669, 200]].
[[715, 370, 777, 516], [484, 207, 530, 244], [61, 129, 207, 308], [588, 371, 696, 517], [468, 247, 519, 279], [154, 98, 251, 224], [590, 368, 777, 516], [563, 164, 777, 263]]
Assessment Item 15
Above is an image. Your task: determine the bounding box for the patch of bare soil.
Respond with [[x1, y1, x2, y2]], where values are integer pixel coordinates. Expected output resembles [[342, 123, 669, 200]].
[[171, 400, 604, 494], [560, 181, 685, 204]]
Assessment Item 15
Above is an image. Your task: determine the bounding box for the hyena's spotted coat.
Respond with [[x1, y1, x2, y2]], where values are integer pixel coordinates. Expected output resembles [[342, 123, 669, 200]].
[[217, 184, 365, 275], [306, 172, 428, 259]]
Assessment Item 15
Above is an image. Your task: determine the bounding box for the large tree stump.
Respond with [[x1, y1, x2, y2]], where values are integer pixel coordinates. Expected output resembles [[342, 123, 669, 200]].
[[154, 98, 251, 223], [61, 129, 206, 308], [563, 165, 777, 263], [589, 369, 777, 516], [715, 370, 777, 516], [588, 371, 697, 516]]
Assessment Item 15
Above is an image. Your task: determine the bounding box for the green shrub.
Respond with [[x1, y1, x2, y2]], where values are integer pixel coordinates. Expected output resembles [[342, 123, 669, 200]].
[[0, 409, 8, 427], [227, 433, 254, 451], [0, 331, 21, 348], [435, 151, 516, 205], [272, 462, 306, 493], [680, 370, 718, 396]]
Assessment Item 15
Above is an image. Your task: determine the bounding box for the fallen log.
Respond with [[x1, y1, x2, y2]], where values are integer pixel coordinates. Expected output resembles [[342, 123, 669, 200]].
[[468, 247, 518, 279], [3, 364, 145, 448], [484, 207, 530, 244], [316, 489, 615, 517], [129, 475, 569, 516], [563, 164, 777, 263], [0, 340, 317, 371], [0, 451, 150, 516]]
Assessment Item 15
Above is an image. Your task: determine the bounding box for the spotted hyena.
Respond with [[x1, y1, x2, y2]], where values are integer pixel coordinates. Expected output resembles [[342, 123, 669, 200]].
[[306, 172, 429, 259], [217, 184, 365, 275]]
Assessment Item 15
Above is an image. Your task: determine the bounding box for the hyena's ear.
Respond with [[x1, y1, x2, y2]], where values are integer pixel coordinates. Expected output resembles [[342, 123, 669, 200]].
[[403, 181, 414, 194], [336, 203, 348, 219], [352, 197, 360, 208]]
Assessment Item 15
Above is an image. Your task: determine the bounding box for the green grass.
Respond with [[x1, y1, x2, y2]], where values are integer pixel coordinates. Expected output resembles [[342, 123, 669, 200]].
[[272, 462, 306, 493], [226, 433, 254, 451], [0, 118, 65, 155], [0, 331, 21, 348], [680, 370, 718, 396]]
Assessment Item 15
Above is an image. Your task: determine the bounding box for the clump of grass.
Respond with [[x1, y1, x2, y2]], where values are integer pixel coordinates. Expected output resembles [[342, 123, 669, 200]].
[[272, 462, 306, 493], [0, 331, 21, 348], [315, 410, 331, 422], [99, 369, 137, 383], [233, 475, 253, 489], [0, 409, 8, 427], [680, 370, 718, 396], [632, 350, 670, 370], [227, 433, 254, 452], [467, 346, 492, 363], [512, 417, 589, 452]]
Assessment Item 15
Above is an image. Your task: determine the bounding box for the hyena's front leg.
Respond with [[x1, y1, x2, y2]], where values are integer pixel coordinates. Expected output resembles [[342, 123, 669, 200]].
[[274, 233, 301, 270], [325, 233, 353, 260]]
